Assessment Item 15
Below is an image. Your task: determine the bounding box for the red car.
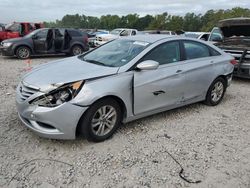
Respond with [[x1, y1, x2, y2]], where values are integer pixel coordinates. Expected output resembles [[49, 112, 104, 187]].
[[0, 22, 44, 42]]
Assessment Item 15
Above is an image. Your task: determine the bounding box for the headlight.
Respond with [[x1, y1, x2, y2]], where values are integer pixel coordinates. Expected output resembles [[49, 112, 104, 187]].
[[30, 80, 84, 107], [2, 42, 12, 47]]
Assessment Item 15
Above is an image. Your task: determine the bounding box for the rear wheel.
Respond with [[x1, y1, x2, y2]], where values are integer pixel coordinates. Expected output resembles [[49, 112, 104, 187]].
[[16, 46, 31, 59], [79, 98, 122, 142], [71, 45, 83, 56], [204, 77, 226, 106]]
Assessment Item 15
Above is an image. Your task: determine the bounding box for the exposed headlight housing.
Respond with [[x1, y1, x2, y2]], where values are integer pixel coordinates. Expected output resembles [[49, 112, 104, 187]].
[[2, 42, 12, 47], [30, 80, 84, 107]]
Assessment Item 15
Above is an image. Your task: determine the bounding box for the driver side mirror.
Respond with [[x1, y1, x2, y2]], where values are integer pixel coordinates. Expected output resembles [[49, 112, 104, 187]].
[[136, 60, 159, 70]]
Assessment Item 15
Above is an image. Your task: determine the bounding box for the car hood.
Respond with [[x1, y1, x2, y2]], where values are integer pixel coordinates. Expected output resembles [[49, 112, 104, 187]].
[[97, 33, 119, 39], [220, 26, 250, 38], [22, 56, 119, 92], [2, 37, 24, 43]]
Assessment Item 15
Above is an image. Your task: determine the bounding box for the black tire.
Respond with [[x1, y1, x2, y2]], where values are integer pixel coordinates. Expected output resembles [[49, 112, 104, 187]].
[[70, 45, 83, 56], [16, 46, 31, 59], [79, 98, 122, 142], [204, 77, 227, 106]]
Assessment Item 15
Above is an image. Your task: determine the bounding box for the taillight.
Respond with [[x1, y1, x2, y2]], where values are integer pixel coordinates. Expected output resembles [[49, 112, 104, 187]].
[[230, 59, 238, 65], [84, 36, 88, 43]]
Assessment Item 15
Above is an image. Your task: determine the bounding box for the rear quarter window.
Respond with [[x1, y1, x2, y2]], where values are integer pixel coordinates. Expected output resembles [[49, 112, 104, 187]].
[[209, 47, 221, 56], [183, 41, 210, 59]]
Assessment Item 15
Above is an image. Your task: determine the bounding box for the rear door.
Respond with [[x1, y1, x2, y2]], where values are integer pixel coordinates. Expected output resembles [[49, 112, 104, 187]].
[[54, 29, 64, 52], [180, 40, 217, 102], [133, 41, 186, 115]]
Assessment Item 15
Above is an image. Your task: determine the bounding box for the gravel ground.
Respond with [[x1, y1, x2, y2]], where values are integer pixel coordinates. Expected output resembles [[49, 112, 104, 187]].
[[0, 55, 249, 188]]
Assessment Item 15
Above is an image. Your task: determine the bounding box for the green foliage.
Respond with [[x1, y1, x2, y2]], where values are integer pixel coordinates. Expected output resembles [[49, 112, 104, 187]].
[[44, 7, 250, 31]]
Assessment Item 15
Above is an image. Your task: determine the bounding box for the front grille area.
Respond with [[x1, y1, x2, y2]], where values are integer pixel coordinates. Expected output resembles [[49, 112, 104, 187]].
[[223, 49, 250, 62], [19, 82, 39, 101]]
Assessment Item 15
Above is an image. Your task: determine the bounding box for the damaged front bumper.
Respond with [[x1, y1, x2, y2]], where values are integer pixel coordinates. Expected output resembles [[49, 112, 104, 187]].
[[0, 45, 14, 56], [16, 84, 88, 140]]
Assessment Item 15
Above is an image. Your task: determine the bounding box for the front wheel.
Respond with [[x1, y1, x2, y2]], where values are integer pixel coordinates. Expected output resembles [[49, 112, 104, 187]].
[[16, 46, 31, 59], [204, 77, 226, 106], [79, 98, 122, 142], [71, 45, 83, 56]]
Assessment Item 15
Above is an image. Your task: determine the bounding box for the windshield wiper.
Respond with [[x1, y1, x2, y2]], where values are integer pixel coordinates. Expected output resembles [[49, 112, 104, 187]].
[[84, 58, 109, 67]]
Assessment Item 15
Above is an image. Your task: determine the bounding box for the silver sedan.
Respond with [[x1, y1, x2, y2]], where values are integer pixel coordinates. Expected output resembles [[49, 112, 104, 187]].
[[16, 35, 234, 142]]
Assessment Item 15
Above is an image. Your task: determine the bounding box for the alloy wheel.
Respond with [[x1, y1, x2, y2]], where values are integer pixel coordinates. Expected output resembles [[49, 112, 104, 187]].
[[91, 105, 117, 136], [72, 46, 82, 55], [211, 81, 224, 102], [18, 47, 30, 59]]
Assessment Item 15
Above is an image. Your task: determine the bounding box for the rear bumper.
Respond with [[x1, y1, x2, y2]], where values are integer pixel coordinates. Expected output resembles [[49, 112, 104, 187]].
[[233, 62, 250, 79]]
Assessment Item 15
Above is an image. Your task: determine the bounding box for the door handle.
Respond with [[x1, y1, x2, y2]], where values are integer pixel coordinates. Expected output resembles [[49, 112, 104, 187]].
[[176, 70, 182, 74]]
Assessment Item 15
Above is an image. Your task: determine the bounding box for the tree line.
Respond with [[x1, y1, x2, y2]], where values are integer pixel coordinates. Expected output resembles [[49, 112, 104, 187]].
[[44, 7, 250, 32]]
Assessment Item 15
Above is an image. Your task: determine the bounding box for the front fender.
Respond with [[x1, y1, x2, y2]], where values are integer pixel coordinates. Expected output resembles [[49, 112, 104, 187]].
[[71, 72, 134, 119]]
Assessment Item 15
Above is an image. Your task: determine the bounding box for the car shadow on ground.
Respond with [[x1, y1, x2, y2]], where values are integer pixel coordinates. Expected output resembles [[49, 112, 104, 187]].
[[0, 54, 68, 60]]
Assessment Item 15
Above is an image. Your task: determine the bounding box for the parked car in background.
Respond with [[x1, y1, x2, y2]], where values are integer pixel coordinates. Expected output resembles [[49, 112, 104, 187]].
[[88, 30, 109, 47], [0, 23, 5, 30], [184, 32, 210, 41], [95, 28, 138, 46], [143, 30, 177, 35], [0, 22, 44, 42], [0, 28, 89, 59], [0, 23, 5, 40], [16, 35, 234, 142], [209, 17, 250, 78]]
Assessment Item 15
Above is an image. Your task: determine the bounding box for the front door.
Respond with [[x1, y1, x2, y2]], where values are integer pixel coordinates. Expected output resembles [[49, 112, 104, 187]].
[[133, 41, 185, 115], [33, 29, 48, 53]]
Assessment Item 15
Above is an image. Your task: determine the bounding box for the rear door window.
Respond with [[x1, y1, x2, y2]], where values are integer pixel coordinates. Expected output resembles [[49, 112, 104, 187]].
[[183, 41, 210, 60], [55, 29, 64, 37]]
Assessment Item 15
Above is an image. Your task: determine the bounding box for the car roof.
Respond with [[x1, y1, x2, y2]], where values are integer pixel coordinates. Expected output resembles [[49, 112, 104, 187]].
[[185, 32, 210, 35], [121, 34, 175, 43]]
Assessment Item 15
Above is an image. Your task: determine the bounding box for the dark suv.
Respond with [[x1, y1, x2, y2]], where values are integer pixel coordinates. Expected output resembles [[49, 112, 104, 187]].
[[209, 18, 250, 79], [0, 28, 89, 59]]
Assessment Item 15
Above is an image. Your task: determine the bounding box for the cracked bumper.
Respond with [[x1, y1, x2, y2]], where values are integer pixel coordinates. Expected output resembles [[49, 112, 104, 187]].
[[16, 97, 88, 140]]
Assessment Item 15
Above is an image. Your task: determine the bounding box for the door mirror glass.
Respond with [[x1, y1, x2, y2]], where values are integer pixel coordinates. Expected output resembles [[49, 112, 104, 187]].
[[136, 60, 159, 70]]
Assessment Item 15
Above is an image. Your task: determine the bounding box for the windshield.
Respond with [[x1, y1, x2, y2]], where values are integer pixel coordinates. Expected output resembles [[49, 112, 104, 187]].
[[110, 29, 122, 35], [5, 23, 20, 32], [79, 39, 150, 67], [24, 29, 43, 38]]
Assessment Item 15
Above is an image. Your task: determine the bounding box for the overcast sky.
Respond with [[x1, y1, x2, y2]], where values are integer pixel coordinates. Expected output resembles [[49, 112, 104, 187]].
[[0, 0, 249, 23]]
